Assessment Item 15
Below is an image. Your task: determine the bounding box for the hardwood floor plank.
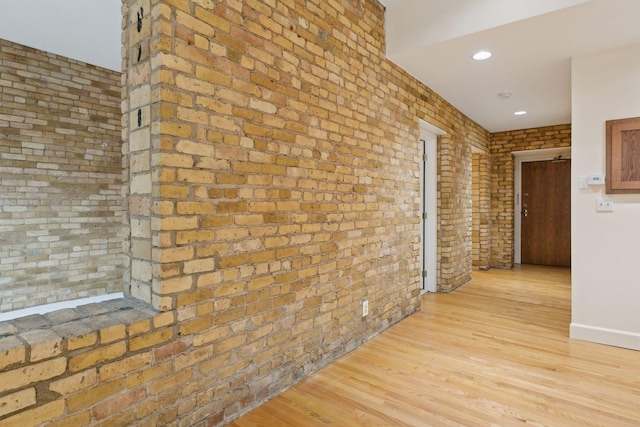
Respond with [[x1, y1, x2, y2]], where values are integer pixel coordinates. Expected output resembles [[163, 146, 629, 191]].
[[229, 266, 640, 426]]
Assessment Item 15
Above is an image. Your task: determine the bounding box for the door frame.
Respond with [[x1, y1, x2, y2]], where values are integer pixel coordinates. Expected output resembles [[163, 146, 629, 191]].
[[419, 120, 445, 292], [513, 147, 571, 264]]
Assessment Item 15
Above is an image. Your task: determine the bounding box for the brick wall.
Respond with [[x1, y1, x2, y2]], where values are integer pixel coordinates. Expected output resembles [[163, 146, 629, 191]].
[[0, 40, 123, 312], [472, 152, 491, 269], [0, 0, 490, 425], [490, 124, 572, 267]]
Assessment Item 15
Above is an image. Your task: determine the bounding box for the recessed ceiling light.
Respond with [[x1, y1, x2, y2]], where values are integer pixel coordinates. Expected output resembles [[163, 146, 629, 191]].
[[472, 51, 492, 61], [514, 111, 527, 116]]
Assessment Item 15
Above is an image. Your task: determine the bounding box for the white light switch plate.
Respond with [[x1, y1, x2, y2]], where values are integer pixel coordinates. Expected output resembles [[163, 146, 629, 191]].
[[578, 176, 588, 189]]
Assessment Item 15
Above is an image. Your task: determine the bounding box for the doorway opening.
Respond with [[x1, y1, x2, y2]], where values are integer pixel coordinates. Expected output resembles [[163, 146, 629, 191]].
[[514, 147, 571, 266], [419, 121, 445, 293]]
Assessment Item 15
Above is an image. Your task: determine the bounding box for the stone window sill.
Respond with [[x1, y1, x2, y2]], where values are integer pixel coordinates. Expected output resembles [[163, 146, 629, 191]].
[[0, 296, 164, 370]]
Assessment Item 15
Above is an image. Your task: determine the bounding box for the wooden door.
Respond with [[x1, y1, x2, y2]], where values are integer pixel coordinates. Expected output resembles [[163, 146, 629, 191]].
[[521, 159, 571, 267]]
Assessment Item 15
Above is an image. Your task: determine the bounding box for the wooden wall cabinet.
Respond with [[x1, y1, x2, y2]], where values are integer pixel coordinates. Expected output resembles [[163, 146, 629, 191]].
[[606, 117, 640, 194]]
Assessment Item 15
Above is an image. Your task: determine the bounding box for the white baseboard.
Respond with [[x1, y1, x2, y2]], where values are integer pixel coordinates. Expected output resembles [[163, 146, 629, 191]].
[[570, 323, 640, 351]]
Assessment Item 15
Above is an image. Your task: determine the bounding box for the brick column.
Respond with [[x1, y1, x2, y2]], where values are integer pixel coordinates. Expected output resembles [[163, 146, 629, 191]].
[[472, 152, 491, 269], [438, 134, 473, 291], [123, 0, 154, 306]]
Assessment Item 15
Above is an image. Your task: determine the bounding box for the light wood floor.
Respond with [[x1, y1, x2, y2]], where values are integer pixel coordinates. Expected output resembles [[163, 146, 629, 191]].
[[229, 265, 640, 426]]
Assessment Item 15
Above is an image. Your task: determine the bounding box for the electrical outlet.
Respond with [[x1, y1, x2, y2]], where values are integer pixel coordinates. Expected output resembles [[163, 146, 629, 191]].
[[596, 198, 614, 212], [362, 299, 368, 317]]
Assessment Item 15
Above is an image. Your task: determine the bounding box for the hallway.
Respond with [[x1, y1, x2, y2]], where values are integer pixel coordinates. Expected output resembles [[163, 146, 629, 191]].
[[231, 266, 640, 426]]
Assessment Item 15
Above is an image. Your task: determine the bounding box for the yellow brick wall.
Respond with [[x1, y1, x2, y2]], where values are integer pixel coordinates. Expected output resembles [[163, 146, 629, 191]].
[[472, 152, 491, 269], [490, 124, 572, 267], [0, 0, 491, 425], [0, 40, 123, 312], [122, 0, 154, 306]]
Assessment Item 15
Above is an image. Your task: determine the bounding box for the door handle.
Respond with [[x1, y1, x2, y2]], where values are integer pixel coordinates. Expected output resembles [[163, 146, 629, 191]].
[[522, 208, 528, 217]]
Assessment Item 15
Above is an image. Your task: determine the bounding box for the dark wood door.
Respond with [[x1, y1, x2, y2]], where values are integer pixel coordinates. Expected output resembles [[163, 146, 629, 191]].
[[521, 159, 571, 267]]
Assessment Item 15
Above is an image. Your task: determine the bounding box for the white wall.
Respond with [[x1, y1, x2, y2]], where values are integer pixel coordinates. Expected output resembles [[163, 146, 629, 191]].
[[571, 42, 640, 350]]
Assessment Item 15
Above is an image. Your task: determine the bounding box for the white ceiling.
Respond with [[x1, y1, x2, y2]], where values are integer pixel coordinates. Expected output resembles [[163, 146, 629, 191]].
[[382, 0, 640, 132], [2, 1, 640, 132]]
